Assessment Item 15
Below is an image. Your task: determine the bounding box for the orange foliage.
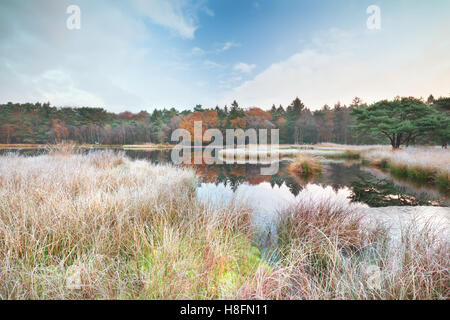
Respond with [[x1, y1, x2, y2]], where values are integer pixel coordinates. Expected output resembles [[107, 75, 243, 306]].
[[247, 176, 271, 185], [246, 108, 273, 121], [179, 111, 220, 143], [229, 117, 246, 129], [277, 117, 287, 125], [246, 108, 273, 128], [51, 119, 69, 142]]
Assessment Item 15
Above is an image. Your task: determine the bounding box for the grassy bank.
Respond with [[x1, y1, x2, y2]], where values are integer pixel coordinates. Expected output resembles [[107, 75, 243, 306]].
[[361, 148, 450, 191], [0, 143, 174, 150], [0, 151, 264, 299], [323, 151, 361, 160], [306, 144, 449, 191], [0, 144, 42, 149], [237, 186, 449, 300]]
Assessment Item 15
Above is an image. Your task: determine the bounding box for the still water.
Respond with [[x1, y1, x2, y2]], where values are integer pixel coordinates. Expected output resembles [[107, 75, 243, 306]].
[[2, 148, 449, 210], [3, 147, 448, 252]]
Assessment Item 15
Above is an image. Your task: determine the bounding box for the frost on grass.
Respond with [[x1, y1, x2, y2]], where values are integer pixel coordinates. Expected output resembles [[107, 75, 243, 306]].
[[0, 152, 260, 299], [239, 184, 449, 300], [0, 150, 448, 300]]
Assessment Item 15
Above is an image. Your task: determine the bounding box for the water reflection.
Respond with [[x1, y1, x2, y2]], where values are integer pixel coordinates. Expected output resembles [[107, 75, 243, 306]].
[[1, 148, 448, 207], [194, 160, 376, 197], [125, 150, 448, 207]]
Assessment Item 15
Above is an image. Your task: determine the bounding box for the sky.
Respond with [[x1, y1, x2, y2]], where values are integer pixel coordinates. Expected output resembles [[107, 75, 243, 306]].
[[0, 0, 449, 113]]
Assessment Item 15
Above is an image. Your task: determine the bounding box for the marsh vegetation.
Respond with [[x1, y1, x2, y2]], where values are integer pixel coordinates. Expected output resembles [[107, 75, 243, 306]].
[[0, 147, 448, 300]]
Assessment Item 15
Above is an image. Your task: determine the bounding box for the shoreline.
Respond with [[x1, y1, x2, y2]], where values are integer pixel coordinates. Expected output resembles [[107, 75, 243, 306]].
[[0, 143, 175, 150]]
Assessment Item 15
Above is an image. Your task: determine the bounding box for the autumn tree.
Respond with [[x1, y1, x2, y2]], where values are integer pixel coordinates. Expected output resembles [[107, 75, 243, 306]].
[[179, 110, 220, 143], [246, 107, 274, 129]]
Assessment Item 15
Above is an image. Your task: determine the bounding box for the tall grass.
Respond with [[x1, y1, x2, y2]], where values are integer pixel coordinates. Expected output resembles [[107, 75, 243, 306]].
[[0, 152, 262, 299], [45, 141, 80, 157], [362, 148, 450, 190], [0, 151, 448, 300], [237, 185, 449, 300], [288, 155, 322, 177]]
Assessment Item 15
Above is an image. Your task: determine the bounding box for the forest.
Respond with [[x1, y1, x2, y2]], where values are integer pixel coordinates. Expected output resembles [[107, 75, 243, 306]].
[[0, 95, 448, 147]]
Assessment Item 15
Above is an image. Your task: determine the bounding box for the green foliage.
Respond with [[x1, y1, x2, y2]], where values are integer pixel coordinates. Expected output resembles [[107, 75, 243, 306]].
[[437, 174, 450, 191], [431, 98, 450, 147], [352, 97, 445, 148], [228, 100, 246, 120], [137, 232, 266, 299], [324, 151, 360, 160], [1, 95, 448, 146]]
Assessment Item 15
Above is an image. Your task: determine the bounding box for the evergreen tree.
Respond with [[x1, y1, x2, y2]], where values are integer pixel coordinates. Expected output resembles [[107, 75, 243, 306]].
[[352, 97, 439, 148]]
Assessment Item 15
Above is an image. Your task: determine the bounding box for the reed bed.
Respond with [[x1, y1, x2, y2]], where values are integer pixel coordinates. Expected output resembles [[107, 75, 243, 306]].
[[0, 151, 262, 299]]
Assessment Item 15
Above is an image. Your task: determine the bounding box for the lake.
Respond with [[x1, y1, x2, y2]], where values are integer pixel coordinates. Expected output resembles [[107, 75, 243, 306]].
[[2, 147, 448, 254], [3, 148, 448, 210]]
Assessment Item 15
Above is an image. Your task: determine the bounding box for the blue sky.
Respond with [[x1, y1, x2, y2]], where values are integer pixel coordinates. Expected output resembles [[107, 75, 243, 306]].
[[0, 0, 449, 112]]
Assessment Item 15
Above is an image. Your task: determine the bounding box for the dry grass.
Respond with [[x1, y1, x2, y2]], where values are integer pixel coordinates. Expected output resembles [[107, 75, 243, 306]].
[[0, 151, 262, 299], [237, 185, 449, 300], [0, 150, 448, 300], [0, 144, 42, 149], [45, 141, 80, 157], [123, 144, 173, 150], [288, 154, 322, 177], [218, 148, 300, 164], [315, 143, 388, 152], [313, 144, 449, 189], [362, 147, 450, 189]]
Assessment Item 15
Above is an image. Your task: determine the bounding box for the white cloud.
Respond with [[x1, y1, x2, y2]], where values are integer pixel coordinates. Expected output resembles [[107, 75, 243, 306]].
[[223, 26, 450, 110], [203, 60, 223, 69], [192, 41, 240, 56], [234, 62, 256, 74], [0, 0, 213, 112], [191, 47, 205, 56], [219, 76, 243, 89], [216, 41, 240, 53], [133, 0, 199, 39]]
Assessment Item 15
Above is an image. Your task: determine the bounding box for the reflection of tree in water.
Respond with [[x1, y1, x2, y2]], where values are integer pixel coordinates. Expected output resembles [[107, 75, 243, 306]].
[[124, 149, 172, 164], [101, 150, 446, 206], [218, 166, 247, 192], [320, 162, 364, 191], [269, 171, 303, 196], [121, 151, 311, 195], [284, 179, 303, 196], [197, 164, 248, 191], [195, 161, 307, 195], [350, 174, 435, 207]]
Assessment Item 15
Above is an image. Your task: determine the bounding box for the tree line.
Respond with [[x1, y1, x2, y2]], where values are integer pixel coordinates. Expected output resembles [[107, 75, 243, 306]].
[[0, 95, 448, 147]]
